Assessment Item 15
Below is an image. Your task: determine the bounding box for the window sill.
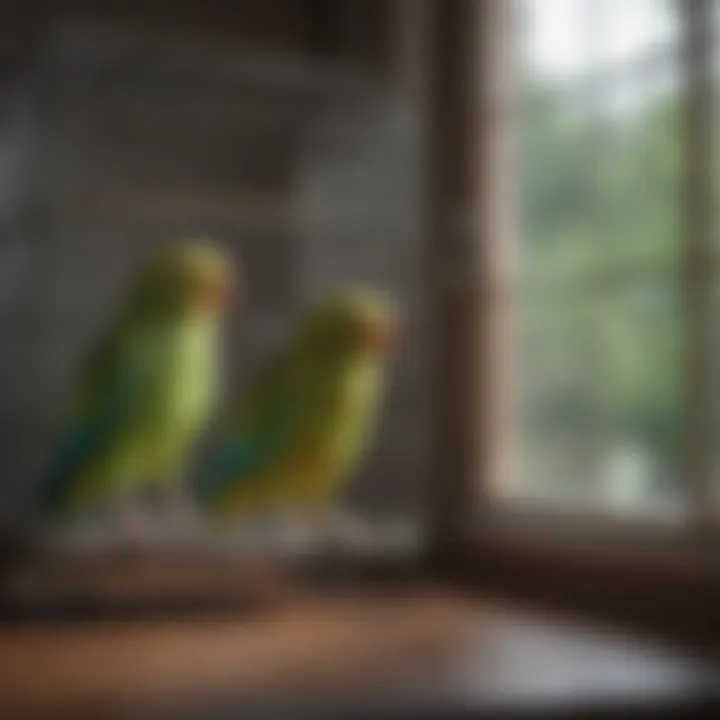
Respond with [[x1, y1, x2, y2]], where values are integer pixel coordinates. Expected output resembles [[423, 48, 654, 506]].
[[433, 505, 720, 654], [475, 503, 720, 570]]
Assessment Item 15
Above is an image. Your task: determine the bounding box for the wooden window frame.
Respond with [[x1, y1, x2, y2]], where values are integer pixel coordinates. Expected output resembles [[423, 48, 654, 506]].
[[425, 0, 720, 572]]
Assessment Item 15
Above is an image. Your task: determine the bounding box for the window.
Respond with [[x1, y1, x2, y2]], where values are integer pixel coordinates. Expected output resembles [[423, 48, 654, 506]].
[[499, 0, 718, 529]]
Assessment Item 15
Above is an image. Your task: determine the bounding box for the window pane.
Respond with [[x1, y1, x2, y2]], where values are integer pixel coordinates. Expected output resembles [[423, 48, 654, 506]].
[[518, 274, 682, 514], [522, 0, 678, 84], [512, 0, 685, 515]]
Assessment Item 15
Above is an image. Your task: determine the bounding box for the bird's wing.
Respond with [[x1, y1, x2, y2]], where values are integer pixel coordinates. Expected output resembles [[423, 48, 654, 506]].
[[197, 349, 311, 505], [40, 324, 150, 518]]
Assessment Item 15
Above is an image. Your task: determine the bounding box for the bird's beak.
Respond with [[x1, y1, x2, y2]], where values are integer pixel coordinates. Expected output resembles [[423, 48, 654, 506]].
[[364, 317, 398, 353], [204, 276, 236, 313]]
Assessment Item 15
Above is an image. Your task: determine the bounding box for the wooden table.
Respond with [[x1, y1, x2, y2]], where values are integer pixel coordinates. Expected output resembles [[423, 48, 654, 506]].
[[1, 596, 717, 716]]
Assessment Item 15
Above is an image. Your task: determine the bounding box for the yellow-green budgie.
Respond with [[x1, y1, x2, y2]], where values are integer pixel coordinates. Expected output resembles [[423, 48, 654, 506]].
[[196, 288, 398, 524], [40, 241, 236, 526]]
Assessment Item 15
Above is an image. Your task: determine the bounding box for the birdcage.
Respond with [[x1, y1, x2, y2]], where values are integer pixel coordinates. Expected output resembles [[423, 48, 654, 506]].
[[0, 22, 424, 558]]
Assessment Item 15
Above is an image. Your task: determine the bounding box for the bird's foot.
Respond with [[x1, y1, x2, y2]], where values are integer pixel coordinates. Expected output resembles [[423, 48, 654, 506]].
[[318, 507, 377, 554], [109, 498, 161, 554], [272, 512, 319, 556], [162, 488, 204, 547]]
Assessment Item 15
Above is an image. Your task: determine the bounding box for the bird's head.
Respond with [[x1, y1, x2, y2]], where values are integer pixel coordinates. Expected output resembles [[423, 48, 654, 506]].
[[134, 240, 238, 319], [302, 288, 399, 361]]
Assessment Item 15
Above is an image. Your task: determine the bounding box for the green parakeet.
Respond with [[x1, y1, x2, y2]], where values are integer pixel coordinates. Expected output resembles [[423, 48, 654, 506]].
[[196, 288, 398, 524], [40, 240, 236, 526]]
